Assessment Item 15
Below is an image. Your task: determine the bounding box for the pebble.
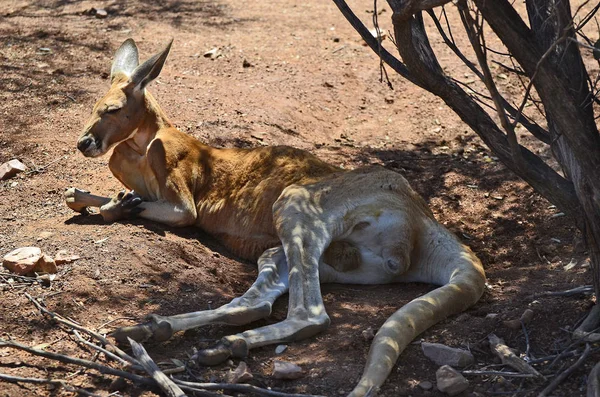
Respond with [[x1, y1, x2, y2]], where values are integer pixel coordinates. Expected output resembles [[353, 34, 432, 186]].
[[418, 380, 433, 390], [272, 360, 303, 380], [362, 327, 375, 341], [0, 159, 26, 181], [422, 342, 474, 368], [225, 361, 253, 383], [436, 365, 469, 396], [54, 250, 81, 265], [275, 344, 288, 354], [95, 8, 108, 18]]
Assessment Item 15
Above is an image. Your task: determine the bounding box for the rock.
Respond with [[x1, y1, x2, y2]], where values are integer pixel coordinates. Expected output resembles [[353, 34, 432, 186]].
[[36, 254, 57, 274], [3, 247, 42, 275], [225, 361, 253, 383], [275, 344, 288, 354], [418, 380, 433, 390], [421, 342, 475, 368], [54, 250, 81, 265], [242, 59, 253, 68], [37, 231, 54, 240], [436, 365, 469, 396], [362, 327, 375, 341], [204, 48, 221, 60], [95, 8, 108, 18], [485, 313, 499, 320], [520, 309, 534, 324], [504, 309, 535, 330], [0, 159, 27, 180], [272, 360, 303, 380]]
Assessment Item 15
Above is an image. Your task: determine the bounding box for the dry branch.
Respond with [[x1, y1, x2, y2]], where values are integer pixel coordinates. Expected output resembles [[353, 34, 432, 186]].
[[128, 338, 187, 397], [588, 360, 600, 397], [0, 339, 152, 386], [488, 334, 545, 380], [173, 378, 328, 397], [538, 344, 591, 397], [24, 292, 139, 366]]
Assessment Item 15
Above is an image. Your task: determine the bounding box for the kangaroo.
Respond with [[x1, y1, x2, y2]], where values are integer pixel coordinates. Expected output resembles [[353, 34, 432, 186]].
[[65, 39, 485, 396]]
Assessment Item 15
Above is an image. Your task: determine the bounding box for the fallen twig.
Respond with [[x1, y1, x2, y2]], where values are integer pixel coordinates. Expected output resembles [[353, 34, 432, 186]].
[[128, 338, 187, 397], [534, 285, 594, 298], [0, 373, 101, 396], [0, 339, 152, 386], [72, 329, 141, 370], [25, 155, 68, 175], [587, 360, 600, 397], [173, 378, 327, 397], [462, 370, 539, 378], [538, 343, 591, 397], [488, 334, 545, 380], [24, 292, 139, 366]]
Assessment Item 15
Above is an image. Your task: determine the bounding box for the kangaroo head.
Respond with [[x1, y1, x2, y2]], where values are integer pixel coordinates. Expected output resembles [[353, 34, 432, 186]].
[[77, 39, 172, 157]]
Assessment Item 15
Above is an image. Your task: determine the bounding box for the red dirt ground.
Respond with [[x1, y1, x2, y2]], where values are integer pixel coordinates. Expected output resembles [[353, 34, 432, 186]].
[[0, 1, 596, 396]]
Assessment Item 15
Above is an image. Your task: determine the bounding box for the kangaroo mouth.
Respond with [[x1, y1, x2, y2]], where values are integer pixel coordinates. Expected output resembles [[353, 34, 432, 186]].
[[77, 135, 104, 157]]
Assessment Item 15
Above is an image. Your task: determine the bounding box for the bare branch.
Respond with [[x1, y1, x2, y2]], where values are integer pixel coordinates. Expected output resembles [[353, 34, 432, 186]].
[[0, 338, 153, 386], [331, 0, 421, 87], [128, 338, 187, 397], [538, 344, 592, 397], [24, 292, 139, 367], [173, 378, 328, 397], [458, 0, 525, 169]]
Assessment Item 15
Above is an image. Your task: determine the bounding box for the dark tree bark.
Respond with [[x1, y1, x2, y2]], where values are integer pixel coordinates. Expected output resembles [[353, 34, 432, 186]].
[[332, 0, 600, 390]]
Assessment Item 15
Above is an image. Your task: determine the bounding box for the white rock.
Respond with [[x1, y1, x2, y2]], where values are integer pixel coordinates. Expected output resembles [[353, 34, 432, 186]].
[[54, 250, 81, 265], [225, 361, 253, 383], [272, 360, 303, 380], [361, 327, 375, 341], [0, 159, 26, 180], [95, 8, 108, 18], [436, 365, 469, 396], [418, 380, 433, 390], [3, 247, 42, 275], [422, 342, 474, 368], [275, 344, 288, 354]]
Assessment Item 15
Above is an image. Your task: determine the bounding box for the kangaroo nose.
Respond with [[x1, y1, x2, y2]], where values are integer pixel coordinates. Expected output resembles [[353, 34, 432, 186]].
[[77, 136, 94, 152]]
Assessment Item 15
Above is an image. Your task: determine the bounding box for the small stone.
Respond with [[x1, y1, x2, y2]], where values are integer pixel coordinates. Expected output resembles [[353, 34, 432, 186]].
[[54, 250, 81, 265], [421, 342, 474, 368], [204, 48, 221, 60], [225, 361, 253, 383], [362, 327, 375, 341], [418, 381, 433, 390], [520, 309, 534, 324], [95, 8, 108, 18], [3, 247, 42, 275], [35, 254, 57, 274], [272, 360, 303, 380], [38, 231, 54, 240], [242, 59, 253, 68], [275, 345, 288, 354], [0, 159, 27, 180], [485, 313, 499, 320], [436, 365, 469, 396]]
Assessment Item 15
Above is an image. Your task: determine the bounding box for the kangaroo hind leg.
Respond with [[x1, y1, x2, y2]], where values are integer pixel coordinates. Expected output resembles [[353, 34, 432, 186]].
[[111, 246, 289, 345]]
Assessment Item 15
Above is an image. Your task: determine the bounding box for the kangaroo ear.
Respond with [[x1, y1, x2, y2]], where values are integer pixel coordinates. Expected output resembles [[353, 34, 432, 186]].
[[130, 39, 173, 92], [111, 39, 139, 81]]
